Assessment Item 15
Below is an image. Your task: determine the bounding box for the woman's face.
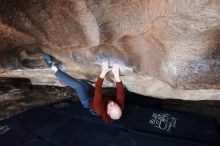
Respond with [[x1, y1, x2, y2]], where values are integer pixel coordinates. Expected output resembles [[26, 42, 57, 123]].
[[107, 101, 122, 120]]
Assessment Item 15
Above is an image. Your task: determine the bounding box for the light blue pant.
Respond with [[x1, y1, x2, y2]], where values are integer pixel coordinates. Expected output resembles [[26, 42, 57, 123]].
[[55, 69, 94, 108]]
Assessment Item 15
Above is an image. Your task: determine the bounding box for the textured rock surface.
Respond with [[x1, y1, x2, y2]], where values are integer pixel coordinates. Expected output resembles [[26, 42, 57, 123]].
[[0, 78, 77, 120], [0, 0, 220, 100]]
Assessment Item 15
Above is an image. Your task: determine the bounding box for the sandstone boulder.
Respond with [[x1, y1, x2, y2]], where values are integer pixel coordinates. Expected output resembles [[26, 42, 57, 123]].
[[0, 0, 220, 100]]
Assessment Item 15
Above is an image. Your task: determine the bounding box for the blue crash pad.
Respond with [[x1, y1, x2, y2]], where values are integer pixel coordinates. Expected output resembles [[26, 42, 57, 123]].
[[0, 95, 219, 146]]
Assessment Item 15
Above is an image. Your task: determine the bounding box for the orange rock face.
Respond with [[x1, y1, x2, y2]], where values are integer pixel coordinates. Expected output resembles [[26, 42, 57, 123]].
[[0, 0, 220, 100]]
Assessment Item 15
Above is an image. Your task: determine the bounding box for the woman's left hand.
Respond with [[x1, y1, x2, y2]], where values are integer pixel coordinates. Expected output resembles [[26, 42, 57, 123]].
[[100, 62, 111, 78]]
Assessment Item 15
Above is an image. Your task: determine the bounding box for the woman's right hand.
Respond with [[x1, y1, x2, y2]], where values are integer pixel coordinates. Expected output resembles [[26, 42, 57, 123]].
[[112, 64, 121, 82]]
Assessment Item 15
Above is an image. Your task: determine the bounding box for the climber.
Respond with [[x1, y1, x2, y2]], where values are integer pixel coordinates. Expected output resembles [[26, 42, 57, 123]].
[[44, 54, 125, 123]]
